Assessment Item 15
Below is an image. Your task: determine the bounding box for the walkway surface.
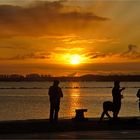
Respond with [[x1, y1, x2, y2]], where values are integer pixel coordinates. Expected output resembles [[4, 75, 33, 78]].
[[0, 130, 140, 139], [0, 117, 139, 139]]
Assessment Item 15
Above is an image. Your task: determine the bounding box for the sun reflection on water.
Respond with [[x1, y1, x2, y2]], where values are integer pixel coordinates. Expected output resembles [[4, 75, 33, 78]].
[[68, 82, 81, 116]]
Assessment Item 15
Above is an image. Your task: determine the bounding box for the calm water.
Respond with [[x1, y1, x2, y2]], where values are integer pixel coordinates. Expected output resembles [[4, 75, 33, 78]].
[[0, 81, 139, 121]]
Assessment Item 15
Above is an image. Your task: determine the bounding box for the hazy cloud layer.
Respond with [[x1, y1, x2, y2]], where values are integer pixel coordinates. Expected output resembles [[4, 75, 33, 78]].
[[1, 44, 139, 61], [86, 44, 140, 60], [0, 1, 108, 37], [85, 52, 110, 59], [0, 52, 50, 60], [121, 44, 140, 59]]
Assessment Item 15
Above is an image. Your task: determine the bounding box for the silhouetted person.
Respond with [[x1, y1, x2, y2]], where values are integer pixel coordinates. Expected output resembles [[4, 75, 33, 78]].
[[112, 80, 125, 119], [136, 89, 140, 112], [48, 80, 63, 122], [100, 101, 113, 121]]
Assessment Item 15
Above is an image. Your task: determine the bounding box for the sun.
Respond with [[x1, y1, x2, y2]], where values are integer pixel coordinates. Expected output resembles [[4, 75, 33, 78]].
[[70, 54, 81, 65]]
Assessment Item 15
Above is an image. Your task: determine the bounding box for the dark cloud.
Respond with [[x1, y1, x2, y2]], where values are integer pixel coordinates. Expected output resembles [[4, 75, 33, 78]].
[[61, 11, 108, 21], [125, 44, 137, 54], [0, 52, 50, 60], [85, 52, 111, 59], [121, 44, 140, 59], [0, 1, 108, 37], [86, 44, 140, 60]]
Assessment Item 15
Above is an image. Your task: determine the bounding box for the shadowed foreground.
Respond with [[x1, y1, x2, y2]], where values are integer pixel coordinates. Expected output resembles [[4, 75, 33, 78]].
[[0, 117, 139, 139]]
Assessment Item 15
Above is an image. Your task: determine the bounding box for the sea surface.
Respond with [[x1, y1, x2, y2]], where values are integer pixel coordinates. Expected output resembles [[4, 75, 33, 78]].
[[0, 81, 139, 121]]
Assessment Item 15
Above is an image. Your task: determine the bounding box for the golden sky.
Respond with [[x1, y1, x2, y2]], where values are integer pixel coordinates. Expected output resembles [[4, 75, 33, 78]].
[[0, 0, 140, 76]]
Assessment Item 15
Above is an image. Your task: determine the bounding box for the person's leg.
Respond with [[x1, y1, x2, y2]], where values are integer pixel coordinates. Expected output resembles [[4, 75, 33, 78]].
[[54, 102, 60, 122], [99, 111, 105, 121], [113, 103, 121, 119], [106, 111, 111, 119], [54, 109, 59, 122], [49, 104, 54, 122], [113, 104, 117, 119], [139, 99, 140, 112], [116, 103, 121, 118]]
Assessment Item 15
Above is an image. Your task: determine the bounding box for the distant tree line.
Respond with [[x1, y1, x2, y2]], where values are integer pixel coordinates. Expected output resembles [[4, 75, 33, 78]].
[[0, 74, 140, 82]]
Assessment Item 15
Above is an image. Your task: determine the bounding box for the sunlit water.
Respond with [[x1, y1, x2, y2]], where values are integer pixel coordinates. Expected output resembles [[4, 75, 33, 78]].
[[0, 81, 139, 121]]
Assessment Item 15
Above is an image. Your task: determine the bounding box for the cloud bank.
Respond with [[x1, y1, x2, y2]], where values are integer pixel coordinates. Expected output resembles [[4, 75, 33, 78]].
[[0, 1, 108, 37], [85, 44, 140, 60]]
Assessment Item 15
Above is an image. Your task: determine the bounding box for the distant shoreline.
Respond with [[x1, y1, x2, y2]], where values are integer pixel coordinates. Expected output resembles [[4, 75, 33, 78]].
[[0, 86, 140, 90], [0, 74, 140, 82]]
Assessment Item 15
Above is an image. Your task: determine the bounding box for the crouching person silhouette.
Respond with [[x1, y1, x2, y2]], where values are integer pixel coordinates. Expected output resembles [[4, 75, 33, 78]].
[[99, 101, 114, 122], [48, 80, 63, 122]]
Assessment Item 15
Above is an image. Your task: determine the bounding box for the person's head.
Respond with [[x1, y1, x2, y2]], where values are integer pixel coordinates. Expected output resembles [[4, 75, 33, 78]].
[[114, 80, 120, 87], [53, 80, 59, 86]]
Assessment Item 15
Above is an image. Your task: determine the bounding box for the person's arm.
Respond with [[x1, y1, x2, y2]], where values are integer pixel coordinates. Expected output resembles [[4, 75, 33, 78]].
[[120, 87, 125, 92], [120, 87, 125, 98], [112, 88, 116, 98], [59, 88, 63, 98], [48, 87, 52, 96]]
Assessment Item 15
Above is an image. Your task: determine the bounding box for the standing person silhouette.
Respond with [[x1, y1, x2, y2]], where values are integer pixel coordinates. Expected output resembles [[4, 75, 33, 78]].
[[48, 80, 63, 122], [136, 89, 140, 112], [112, 80, 125, 119]]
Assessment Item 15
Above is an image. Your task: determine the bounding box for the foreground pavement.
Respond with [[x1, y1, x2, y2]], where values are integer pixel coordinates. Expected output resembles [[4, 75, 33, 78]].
[[0, 117, 139, 139], [0, 130, 140, 139]]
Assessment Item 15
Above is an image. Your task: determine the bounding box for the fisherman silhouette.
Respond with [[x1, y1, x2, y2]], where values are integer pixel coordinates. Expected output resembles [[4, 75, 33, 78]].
[[136, 89, 140, 112], [48, 80, 63, 122], [112, 80, 125, 119]]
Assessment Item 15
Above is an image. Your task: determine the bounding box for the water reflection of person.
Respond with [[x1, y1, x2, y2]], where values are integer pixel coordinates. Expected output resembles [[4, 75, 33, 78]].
[[48, 80, 63, 122], [136, 89, 140, 112], [112, 80, 125, 119]]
